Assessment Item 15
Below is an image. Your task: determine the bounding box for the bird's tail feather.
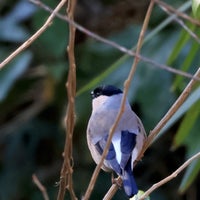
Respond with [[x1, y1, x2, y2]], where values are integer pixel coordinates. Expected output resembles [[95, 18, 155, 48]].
[[122, 169, 138, 198]]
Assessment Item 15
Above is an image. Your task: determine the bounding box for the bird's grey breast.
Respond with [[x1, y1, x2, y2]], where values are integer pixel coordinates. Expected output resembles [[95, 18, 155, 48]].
[[87, 104, 118, 143]]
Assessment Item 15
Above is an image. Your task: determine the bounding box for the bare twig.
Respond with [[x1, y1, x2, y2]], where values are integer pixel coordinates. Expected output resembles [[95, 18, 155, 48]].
[[83, 1, 155, 200], [32, 174, 49, 200], [56, 0, 77, 200], [29, 0, 200, 82], [138, 152, 200, 200], [158, 2, 200, 44], [155, 0, 200, 27], [0, 0, 67, 69], [138, 66, 200, 160], [102, 177, 122, 200]]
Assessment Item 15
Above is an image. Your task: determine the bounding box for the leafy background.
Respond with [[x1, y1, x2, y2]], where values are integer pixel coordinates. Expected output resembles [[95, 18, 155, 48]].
[[0, 0, 200, 199]]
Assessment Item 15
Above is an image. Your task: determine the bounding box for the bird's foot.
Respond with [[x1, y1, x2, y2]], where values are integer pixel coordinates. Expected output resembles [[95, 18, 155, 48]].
[[111, 174, 123, 188]]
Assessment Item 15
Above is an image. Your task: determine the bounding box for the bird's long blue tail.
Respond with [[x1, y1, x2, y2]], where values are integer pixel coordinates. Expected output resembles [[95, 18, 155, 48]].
[[122, 159, 138, 197]]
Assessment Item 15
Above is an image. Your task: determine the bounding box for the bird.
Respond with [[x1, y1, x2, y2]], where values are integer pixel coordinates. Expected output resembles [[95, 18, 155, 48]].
[[86, 85, 146, 198]]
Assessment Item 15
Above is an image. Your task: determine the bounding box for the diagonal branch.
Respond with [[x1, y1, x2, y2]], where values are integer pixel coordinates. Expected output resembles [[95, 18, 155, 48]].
[[32, 174, 49, 200], [29, 0, 200, 82], [0, 0, 67, 69], [157, 1, 200, 44], [140, 66, 200, 156], [138, 152, 200, 200], [155, 0, 200, 27]]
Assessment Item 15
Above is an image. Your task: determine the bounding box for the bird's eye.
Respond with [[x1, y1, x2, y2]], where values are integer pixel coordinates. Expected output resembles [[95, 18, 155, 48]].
[[91, 91, 99, 99], [91, 88, 102, 99]]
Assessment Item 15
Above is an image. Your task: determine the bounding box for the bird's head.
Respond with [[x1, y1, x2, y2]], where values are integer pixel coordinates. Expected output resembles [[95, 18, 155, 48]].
[[91, 85, 122, 99], [90, 85, 123, 109]]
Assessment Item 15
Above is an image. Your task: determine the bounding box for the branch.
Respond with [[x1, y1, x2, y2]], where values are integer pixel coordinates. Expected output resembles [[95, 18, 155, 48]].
[[138, 152, 200, 200], [102, 1, 200, 196], [139, 66, 200, 157], [155, 0, 200, 27], [157, 1, 200, 44], [56, 0, 77, 200], [32, 174, 49, 200], [29, 0, 200, 82], [102, 177, 122, 200], [0, 0, 67, 69]]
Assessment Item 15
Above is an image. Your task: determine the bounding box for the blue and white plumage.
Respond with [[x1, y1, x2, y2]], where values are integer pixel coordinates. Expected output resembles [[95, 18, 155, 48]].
[[87, 85, 146, 197]]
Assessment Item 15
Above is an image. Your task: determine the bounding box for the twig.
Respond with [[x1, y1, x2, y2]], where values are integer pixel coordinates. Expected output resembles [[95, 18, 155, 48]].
[[32, 174, 49, 200], [0, 0, 67, 69], [28, 0, 200, 82], [56, 0, 77, 200], [138, 152, 200, 200], [102, 177, 122, 200], [155, 0, 200, 27], [158, 2, 200, 44], [83, 1, 155, 200], [138, 66, 200, 160]]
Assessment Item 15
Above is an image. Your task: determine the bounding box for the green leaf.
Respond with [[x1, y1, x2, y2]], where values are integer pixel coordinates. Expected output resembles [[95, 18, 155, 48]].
[[172, 100, 200, 149], [76, 54, 129, 97], [32, 7, 68, 58], [154, 86, 200, 141], [172, 27, 200, 91], [0, 1, 36, 42], [178, 118, 200, 193], [167, 22, 195, 66], [178, 123, 200, 193], [8, 1, 36, 23], [179, 156, 200, 193], [0, 51, 32, 101], [192, 0, 200, 19]]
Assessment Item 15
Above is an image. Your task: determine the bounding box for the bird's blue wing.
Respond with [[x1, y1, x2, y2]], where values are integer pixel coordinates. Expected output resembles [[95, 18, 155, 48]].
[[95, 135, 121, 174], [120, 130, 136, 169], [120, 130, 138, 197]]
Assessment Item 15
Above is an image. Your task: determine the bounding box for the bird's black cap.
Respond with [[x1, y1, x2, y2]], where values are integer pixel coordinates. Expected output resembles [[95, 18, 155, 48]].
[[91, 85, 123, 99]]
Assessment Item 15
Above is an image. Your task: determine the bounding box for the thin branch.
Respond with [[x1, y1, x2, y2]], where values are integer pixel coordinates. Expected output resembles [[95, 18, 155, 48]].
[[138, 66, 200, 160], [158, 2, 200, 44], [0, 0, 67, 69], [138, 152, 200, 200], [102, 177, 122, 200], [32, 174, 49, 200], [102, 185, 119, 200], [155, 0, 200, 26], [56, 0, 77, 199], [84, 1, 155, 200], [28, 0, 200, 82]]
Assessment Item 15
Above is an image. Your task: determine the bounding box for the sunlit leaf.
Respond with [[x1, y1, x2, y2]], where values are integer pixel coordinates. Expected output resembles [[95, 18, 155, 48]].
[[192, 0, 200, 19]]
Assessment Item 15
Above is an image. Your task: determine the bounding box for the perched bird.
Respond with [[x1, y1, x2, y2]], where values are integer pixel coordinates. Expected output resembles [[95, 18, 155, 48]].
[[87, 85, 146, 198]]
